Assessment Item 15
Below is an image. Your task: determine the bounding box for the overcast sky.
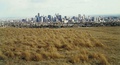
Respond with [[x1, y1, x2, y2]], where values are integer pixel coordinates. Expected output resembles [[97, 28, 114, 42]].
[[0, 0, 120, 18]]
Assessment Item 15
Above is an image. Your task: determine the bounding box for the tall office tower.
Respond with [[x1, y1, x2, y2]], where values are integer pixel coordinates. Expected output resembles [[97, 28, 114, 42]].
[[45, 16, 49, 22], [82, 14, 85, 19], [53, 17, 57, 22], [38, 13, 40, 17], [53, 17, 55, 22], [78, 14, 81, 22], [55, 13, 62, 22], [88, 16, 91, 22], [37, 13, 40, 22], [35, 15, 39, 22], [50, 16, 53, 22], [91, 17, 94, 22], [82, 14, 86, 22], [64, 16, 68, 20], [48, 15, 52, 21], [35, 13, 40, 22], [55, 13, 59, 19], [96, 17, 99, 22], [58, 15, 62, 22], [78, 14, 81, 18], [40, 16, 43, 22], [92, 17, 96, 22], [43, 16, 48, 22]]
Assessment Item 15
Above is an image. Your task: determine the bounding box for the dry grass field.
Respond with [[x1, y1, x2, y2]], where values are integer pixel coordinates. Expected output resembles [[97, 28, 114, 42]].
[[0, 27, 119, 65]]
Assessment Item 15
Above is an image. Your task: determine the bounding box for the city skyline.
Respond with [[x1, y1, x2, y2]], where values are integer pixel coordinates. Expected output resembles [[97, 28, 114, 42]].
[[0, 0, 120, 18]]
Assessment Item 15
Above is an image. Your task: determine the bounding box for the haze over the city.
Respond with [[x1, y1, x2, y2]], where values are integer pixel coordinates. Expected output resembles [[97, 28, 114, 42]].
[[0, 0, 120, 18]]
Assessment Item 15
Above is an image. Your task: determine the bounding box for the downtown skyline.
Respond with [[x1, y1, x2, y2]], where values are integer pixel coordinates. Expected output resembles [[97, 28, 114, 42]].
[[0, 0, 120, 18]]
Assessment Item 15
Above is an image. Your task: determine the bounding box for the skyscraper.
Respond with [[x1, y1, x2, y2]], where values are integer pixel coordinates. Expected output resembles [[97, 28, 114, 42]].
[[35, 15, 39, 22], [48, 15, 52, 21], [82, 14, 86, 22], [40, 16, 43, 22], [35, 13, 41, 22], [55, 13, 62, 22], [38, 13, 40, 17]]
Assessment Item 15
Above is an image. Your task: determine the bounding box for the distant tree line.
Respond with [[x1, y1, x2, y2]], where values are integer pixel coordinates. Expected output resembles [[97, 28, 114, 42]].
[[0, 21, 120, 28]]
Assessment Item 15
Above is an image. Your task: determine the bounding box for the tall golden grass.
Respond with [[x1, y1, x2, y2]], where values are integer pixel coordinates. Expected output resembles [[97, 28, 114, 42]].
[[0, 28, 109, 65]]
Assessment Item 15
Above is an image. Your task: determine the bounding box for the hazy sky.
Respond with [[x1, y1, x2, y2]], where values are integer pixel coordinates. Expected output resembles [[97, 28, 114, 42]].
[[0, 0, 120, 18]]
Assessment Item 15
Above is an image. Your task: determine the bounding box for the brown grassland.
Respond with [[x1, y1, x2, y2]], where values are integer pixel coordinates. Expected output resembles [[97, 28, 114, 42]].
[[0, 27, 120, 65]]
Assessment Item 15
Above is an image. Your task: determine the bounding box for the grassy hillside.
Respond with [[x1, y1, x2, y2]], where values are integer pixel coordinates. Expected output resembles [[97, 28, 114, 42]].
[[0, 27, 119, 65], [79, 27, 120, 65]]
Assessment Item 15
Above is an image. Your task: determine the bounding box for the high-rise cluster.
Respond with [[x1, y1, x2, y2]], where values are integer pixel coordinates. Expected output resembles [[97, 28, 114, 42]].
[[33, 13, 105, 23], [21, 13, 120, 23]]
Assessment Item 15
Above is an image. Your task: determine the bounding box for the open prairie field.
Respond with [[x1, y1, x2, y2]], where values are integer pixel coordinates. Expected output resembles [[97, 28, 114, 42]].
[[0, 27, 120, 65]]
